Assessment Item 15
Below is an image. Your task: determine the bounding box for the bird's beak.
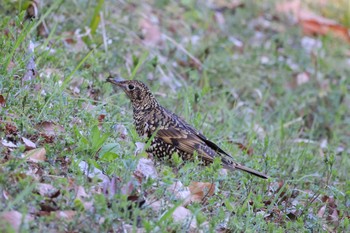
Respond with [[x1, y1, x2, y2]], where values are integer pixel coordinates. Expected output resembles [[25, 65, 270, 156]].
[[106, 75, 125, 88]]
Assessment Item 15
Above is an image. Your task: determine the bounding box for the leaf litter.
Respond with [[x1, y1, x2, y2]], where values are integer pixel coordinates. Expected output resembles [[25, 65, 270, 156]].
[[1, 0, 349, 231]]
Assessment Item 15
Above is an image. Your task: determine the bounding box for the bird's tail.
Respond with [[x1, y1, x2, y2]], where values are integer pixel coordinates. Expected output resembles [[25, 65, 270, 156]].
[[224, 163, 268, 179]]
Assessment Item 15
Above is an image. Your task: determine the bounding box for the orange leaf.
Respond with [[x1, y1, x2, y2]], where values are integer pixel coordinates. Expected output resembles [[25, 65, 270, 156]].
[[189, 182, 215, 203], [276, 0, 350, 43]]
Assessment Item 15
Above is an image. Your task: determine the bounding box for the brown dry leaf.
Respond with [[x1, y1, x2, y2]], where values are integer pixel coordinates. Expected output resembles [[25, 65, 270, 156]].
[[234, 142, 254, 155], [0, 94, 5, 107], [317, 204, 327, 218], [139, 17, 162, 46], [36, 121, 65, 136], [36, 183, 60, 198], [0, 211, 33, 233], [25, 0, 49, 37], [4, 122, 18, 135], [98, 114, 106, 126], [276, 0, 350, 43], [25, 148, 46, 162], [22, 137, 36, 150], [189, 182, 215, 203], [318, 195, 340, 225]]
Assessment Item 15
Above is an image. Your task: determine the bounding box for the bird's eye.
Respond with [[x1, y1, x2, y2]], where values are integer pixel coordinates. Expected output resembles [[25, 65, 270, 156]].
[[128, 84, 135, 90]]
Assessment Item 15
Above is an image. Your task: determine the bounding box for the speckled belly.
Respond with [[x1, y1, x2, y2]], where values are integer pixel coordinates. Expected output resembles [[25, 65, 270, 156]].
[[146, 137, 211, 166]]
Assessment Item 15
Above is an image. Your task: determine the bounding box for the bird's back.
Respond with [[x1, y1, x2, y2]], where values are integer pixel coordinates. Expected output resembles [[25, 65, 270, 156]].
[[107, 78, 268, 179]]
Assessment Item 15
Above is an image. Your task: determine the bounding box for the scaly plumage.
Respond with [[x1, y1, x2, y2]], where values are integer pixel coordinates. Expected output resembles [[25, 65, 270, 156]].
[[107, 78, 268, 179]]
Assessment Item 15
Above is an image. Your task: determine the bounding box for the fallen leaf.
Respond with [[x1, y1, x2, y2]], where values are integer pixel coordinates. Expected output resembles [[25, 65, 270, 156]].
[[98, 114, 106, 125], [0, 211, 33, 233], [287, 72, 311, 89], [253, 123, 266, 139], [75, 186, 93, 210], [214, 12, 225, 26], [189, 182, 215, 203], [134, 142, 145, 155], [102, 175, 120, 198], [78, 160, 110, 185], [172, 206, 198, 230], [7, 61, 16, 72], [134, 158, 158, 180], [36, 121, 65, 136], [113, 124, 128, 140], [25, 148, 46, 162], [1, 140, 18, 148], [234, 142, 254, 156], [0, 95, 5, 107], [55, 210, 76, 220], [121, 181, 135, 196], [22, 137, 36, 150], [122, 224, 145, 233], [4, 122, 18, 135], [276, 0, 350, 43], [167, 181, 191, 206], [301, 36, 322, 52], [36, 183, 60, 198], [296, 72, 310, 86], [148, 200, 162, 212], [139, 17, 162, 46], [62, 30, 88, 52]]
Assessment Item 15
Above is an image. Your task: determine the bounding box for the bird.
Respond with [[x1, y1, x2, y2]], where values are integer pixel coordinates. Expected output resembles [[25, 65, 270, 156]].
[[107, 77, 268, 179]]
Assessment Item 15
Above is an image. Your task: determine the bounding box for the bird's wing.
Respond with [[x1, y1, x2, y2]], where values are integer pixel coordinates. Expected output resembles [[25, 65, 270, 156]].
[[171, 113, 234, 159], [156, 127, 217, 162], [159, 109, 235, 161]]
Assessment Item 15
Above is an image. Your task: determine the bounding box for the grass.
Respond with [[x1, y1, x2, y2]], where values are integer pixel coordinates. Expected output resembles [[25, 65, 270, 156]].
[[0, 0, 349, 232]]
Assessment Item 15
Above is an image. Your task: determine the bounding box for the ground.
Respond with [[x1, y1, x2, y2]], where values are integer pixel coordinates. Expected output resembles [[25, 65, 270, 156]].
[[0, 0, 349, 232]]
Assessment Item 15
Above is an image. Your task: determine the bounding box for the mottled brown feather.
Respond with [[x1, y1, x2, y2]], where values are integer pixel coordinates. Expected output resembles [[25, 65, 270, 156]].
[[107, 78, 268, 179]]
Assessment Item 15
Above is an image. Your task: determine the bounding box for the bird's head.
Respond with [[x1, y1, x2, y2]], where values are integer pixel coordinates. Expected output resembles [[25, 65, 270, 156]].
[[107, 77, 158, 110]]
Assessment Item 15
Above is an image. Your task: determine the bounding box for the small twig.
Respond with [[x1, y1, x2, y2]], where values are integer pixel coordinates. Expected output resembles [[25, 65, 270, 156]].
[[201, 179, 215, 205]]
